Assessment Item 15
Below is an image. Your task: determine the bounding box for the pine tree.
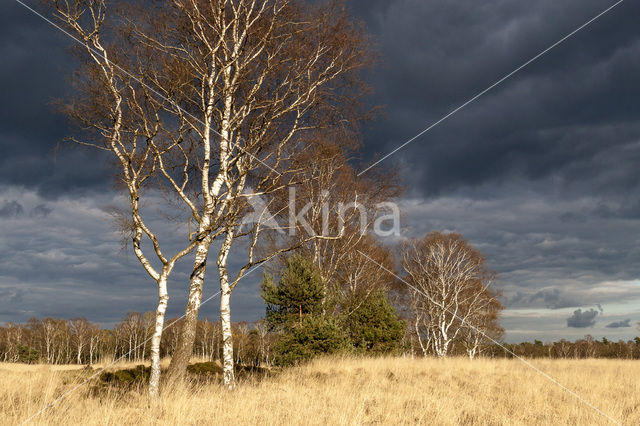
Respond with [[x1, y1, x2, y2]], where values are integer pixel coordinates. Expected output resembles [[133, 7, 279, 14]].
[[261, 255, 325, 330], [272, 316, 351, 366], [341, 290, 405, 354]]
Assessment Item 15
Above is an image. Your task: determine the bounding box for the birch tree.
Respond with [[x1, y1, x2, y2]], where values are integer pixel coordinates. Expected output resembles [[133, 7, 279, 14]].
[[49, 0, 215, 397], [460, 291, 504, 359], [87, 323, 102, 365], [50, 0, 373, 389], [129, 0, 375, 385], [69, 318, 91, 364], [401, 232, 501, 357]]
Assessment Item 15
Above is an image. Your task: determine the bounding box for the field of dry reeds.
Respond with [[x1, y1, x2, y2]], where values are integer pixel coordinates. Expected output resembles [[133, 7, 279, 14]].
[[1, 356, 637, 425]]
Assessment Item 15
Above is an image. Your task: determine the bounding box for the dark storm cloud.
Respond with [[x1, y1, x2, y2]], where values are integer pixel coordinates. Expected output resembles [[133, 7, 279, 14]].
[[0, 1, 112, 198], [567, 308, 599, 328], [0, 189, 158, 324], [605, 319, 631, 328], [0, 287, 24, 304], [506, 289, 602, 311], [5, 0, 640, 203], [352, 0, 640, 197], [401, 189, 640, 305], [31, 204, 53, 217], [0, 200, 24, 218], [508, 289, 608, 311], [8, 0, 637, 199], [354, 1, 640, 342]]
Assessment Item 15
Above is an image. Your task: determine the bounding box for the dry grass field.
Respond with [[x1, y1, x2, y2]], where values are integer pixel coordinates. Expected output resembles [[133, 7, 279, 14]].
[[0, 356, 637, 425]]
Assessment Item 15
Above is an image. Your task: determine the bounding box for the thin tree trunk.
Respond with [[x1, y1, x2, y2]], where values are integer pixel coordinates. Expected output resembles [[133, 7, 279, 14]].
[[218, 231, 235, 388], [220, 286, 234, 387], [414, 314, 428, 356], [149, 276, 169, 399], [89, 340, 95, 366], [142, 333, 147, 361], [167, 237, 210, 380]]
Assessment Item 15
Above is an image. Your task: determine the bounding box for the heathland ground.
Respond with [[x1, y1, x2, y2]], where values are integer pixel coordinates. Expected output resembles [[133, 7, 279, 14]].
[[1, 356, 637, 425]]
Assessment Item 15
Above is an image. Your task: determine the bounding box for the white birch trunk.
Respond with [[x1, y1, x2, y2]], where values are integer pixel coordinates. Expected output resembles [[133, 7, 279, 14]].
[[467, 345, 478, 360], [218, 231, 235, 387], [166, 234, 211, 380], [220, 287, 234, 387], [149, 275, 169, 399], [414, 315, 428, 357]]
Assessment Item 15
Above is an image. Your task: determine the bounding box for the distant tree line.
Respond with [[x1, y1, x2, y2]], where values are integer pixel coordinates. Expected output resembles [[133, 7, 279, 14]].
[[3, 313, 639, 365], [485, 336, 640, 359], [0, 313, 276, 366]]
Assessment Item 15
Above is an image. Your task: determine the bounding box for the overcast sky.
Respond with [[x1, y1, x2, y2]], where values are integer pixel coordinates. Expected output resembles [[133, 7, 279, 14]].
[[1, 0, 640, 342]]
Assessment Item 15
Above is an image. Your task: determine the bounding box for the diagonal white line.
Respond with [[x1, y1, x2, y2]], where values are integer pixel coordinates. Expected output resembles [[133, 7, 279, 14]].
[[356, 250, 621, 425], [18, 261, 265, 425], [11, 0, 281, 177], [358, 0, 626, 176]]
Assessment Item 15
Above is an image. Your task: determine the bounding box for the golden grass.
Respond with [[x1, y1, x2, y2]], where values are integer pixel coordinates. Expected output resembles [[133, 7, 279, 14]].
[[1, 356, 638, 425]]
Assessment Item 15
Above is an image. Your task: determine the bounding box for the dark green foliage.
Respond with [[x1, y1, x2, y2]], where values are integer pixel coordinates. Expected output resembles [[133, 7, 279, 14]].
[[273, 316, 350, 366], [16, 345, 40, 364], [97, 362, 271, 391], [235, 364, 272, 381], [262, 254, 347, 366], [262, 254, 406, 365], [262, 255, 325, 330], [186, 361, 224, 376], [185, 362, 271, 383], [341, 290, 405, 354], [99, 365, 150, 385]]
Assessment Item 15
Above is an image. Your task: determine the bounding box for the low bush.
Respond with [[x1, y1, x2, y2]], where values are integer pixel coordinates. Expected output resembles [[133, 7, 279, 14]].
[[273, 316, 351, 366], [99, 365, 150, 386]]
